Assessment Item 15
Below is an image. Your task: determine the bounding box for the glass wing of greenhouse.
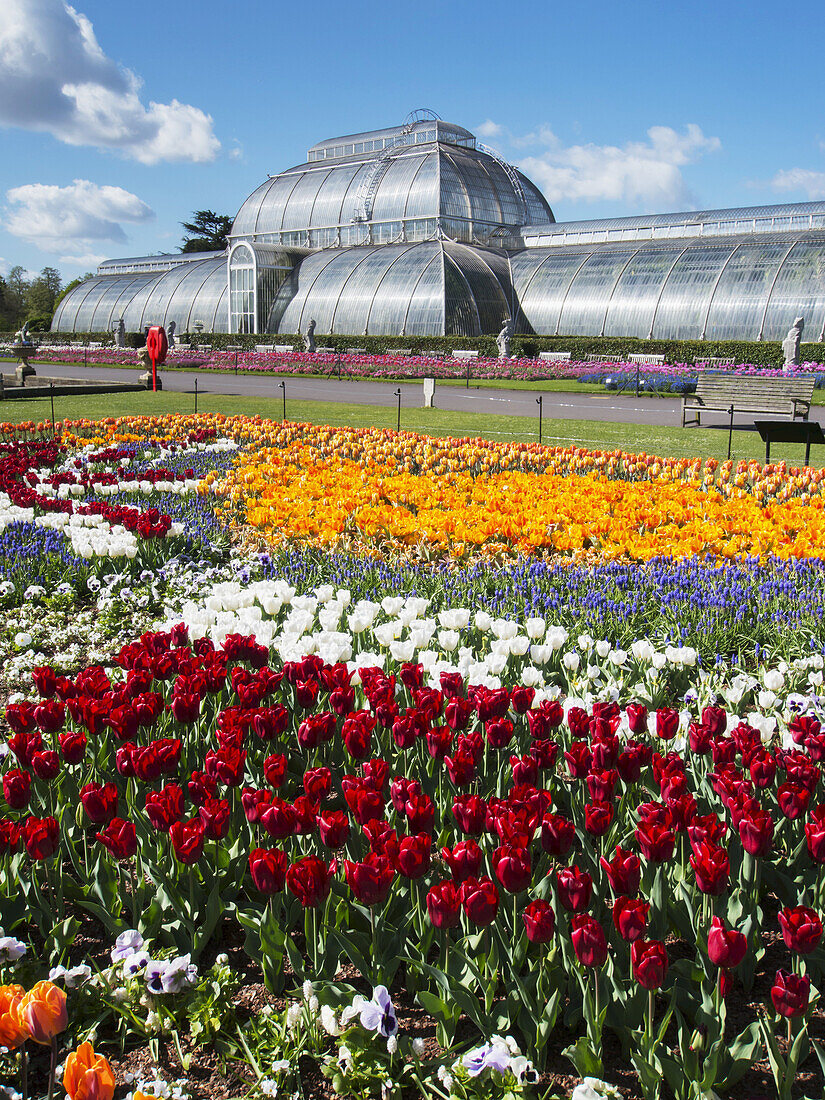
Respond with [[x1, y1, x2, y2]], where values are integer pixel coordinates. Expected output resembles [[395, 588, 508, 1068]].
[[50, 114, 825, 341]]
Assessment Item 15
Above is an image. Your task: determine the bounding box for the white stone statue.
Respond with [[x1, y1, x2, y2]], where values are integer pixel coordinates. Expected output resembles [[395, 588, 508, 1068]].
[[782, 315, 804, 368], [113, 318, 126, 347], [15, 322, 32, 345], [303, 318, 317, 353], [496, 318, 512, 359]]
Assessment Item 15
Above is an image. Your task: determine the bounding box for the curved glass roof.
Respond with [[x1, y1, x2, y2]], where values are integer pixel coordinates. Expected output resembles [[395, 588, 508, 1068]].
[[269, 241, 511, 338], [512, 233, 825, 342], [231, 124, 553, 245], [52, 256, 230, 334]]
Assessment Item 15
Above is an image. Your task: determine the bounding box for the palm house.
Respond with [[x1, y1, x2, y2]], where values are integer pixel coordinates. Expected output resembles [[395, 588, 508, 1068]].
[[52, 111, 825, 342]]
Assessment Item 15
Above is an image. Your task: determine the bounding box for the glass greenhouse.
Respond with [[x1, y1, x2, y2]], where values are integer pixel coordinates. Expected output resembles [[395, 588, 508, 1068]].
[[51, 113, 825, 341]]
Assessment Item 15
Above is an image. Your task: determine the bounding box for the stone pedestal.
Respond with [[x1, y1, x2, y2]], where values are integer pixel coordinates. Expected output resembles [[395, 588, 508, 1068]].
[[138, 371, 163, 390], [423, 377, 435, 407], [12, 344, 36, 384]]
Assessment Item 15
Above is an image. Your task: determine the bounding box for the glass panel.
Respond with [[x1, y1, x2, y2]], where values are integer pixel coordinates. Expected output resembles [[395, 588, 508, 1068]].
[[652, 245, 735, 339], [558, 250, 636, 336], [72, 278, 117, 331], [704, 242, 789, 340], [445, 243, 510, 333], [281, 170, 330, 234], [309, 163, 361, 229], [403, 253, 444, 335], [231, 178, 273, 237], [444, 256, 480, 336], [254, 173, 305, 235], [372, 153, 431, 222], [364, 244, 439, 334], [403, 153, 438, 219], [762, 241, 825, 341], [271, 248, 372, 334], [603, 247, 683, 338], [510, 251, 589, 334], [440, 158, 471, 220]]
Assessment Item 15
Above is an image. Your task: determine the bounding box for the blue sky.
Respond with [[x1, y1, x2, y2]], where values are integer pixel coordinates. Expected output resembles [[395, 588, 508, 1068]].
[[2, 0, 825, 283]]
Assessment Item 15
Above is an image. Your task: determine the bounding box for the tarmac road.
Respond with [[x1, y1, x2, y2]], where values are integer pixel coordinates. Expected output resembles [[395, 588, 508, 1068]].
[[15, 360, 825, 430]]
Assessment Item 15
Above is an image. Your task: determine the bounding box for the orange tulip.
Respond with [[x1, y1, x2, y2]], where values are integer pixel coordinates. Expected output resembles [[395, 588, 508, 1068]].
[[0, 983, 29, 1048], [18, 980, 68, 1044], [63, 1042, 115, 1100]]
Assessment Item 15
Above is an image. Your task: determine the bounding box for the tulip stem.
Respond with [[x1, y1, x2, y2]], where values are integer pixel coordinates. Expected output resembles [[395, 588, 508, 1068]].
[[20, 1047, 27, 1100], [46, 1037, 57, 1100], [369, 904, 376, 984], [787, 1016, 793, 1047], [594, 971, 600, 1025], [648, 989, 654, 1046]]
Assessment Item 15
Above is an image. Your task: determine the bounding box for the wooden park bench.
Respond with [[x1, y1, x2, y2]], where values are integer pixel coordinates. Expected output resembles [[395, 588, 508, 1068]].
[[452, 349, 479, 360], [539, 351, 572, 361], [628, 353, 665, 365], [682, 373, 815, 427]]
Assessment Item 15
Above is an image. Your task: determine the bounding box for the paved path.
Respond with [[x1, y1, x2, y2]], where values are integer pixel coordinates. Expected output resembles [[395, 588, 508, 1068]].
[[15, 361, 825, 430]]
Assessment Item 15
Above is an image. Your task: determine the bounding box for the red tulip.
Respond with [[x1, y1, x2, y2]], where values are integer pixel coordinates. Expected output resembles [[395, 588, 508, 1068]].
[[805, 804, 825, 863], [426, 880, 461, 928], [23, 816, 59, 860], [344, 854, 395, 906], [656, 709, 679, 741], [600, 846, 641, 896], [701, 706, 727, 737], [169, 818, 205, 864], [3, 769, 31, 810], [738, 806, 774, 857], [492, 843, 532, 893], [405, 792, 435, 834], [58, 731, 86, 765], [631, 939, 668, 989], [441, 839, 483, 883], [96, 818, 137, 862], [395, 834, 431, 879], [287, 855, 333, 908], [452, 793, 487, 835], [564, 741, 591, 779], [635, 819, 675, 863], [459, 876, 499, 926], [571, 914, 607, 968], [248, 847, 288, 894], [199, 797, 231, 840], [777, 781, 811, 820], [541, 813, 576, 858], [778, 906, 823, 955], [771, 968, 810, 1018], [690, 842, 730, 896], [260, 797, 297, 839], [612, 896, 649, 942], [626, 703, 648, 735], [556, 866, 593, 912], [584, 801, 613, 837], [707, 916, 747, 968], [317, 809, 350, 848], [523, 899, 555, 943], [80, 782, 118, 825]]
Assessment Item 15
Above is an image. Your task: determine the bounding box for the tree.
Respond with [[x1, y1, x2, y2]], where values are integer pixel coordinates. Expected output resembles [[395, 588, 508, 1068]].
[[180, 210, 232, 253], [4, 266, 28, 328], [27, 266, 63, 319]]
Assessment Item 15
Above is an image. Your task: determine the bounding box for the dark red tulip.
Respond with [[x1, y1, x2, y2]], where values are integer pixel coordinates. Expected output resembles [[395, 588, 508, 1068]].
[[34, 700, 64, 734], [317, 809, 350, 848], [778, 906, 823, 955], [510, 754, 539, 788], [492, 843, 532, 893], [617, 741, 648, 783], [80, 782, 118, 824], [145, 784, 185, 832], [199, 797, 231, 840], [30, 750, 59, 782], [345, 785, 385, 826], [96, 818, 137, 861], [452, 793, 487, 835], [771, 969, 810, 1018], [690, 842, 730, 896], [0, 819, 22, 855], [23, 815, 59, 860], [286, 855, 333, 908], [459, 876, 499, 926], [571, 914, 607, 968], [701, 706, 727, 737], [777, 781, 811, 820], [626, 703, 648, 734], [688, 722, 712, 755], [395, 834, 431, 879], [32, 665, 58, 698], [805, 804, 825, 863], [260, 797, 298, 839], [631, 939, 668, 990], [426, 880, 461, 928], [600, 846, 641, 896], [249, 847, 288, 894], [656, 708, 679, 741], [584, 801, 613, 837], [58, 730, 86, 765], [556, 865, 593, 912], [405, 792, 435, 834], [707, 916, 747, 968], [344, 854, 395, 906], [169, 818, 205, 864], [612, 896, 649, 942], [564, 741, 591, 779], [635, 819, 675, 863], [541, 813, 575, 858], [441, 839, 483, 883], [749, 751, 777, 789], [523, 899, 555, 943], [738, 806, 774, 857]]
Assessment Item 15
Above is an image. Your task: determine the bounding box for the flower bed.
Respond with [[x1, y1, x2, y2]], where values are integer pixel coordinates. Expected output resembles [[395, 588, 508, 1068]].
[[1, 414, 825, 1099]]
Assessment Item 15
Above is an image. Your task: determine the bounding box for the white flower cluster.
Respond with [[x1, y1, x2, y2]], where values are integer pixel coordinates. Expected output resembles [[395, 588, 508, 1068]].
[[459, 1034, 536, 1084], [110, 931, 198, 995], [0, 929, 26, 966]]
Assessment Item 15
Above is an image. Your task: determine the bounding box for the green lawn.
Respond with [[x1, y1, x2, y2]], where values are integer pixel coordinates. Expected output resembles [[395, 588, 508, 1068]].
[[2, 387, 823, 465]]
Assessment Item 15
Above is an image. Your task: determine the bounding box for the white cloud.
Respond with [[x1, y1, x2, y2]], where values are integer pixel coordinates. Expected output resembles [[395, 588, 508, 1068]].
[[770, 168, 825, 200], [511, 123, 721, 208], [475, 119, 503, 139], [0, 0, 220, 163], [58, 251, 107, 267], [5, 179, 154, 258]]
